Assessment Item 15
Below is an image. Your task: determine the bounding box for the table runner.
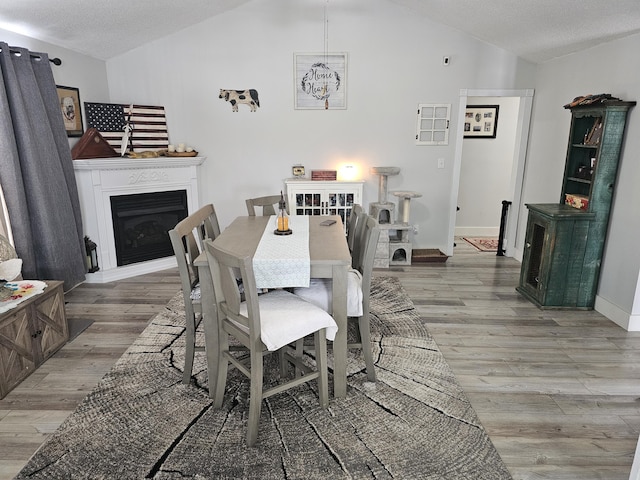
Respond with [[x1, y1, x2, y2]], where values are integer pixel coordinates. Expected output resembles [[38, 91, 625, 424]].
[[253, 215, 310, 289]]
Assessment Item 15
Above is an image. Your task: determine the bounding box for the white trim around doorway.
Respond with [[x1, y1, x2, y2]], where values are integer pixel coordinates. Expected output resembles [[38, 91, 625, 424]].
[[446, 88, 534, 259]]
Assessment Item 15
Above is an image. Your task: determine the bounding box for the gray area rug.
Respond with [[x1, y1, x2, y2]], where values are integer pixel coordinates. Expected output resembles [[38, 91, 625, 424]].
[[16, 277, 511, 479]]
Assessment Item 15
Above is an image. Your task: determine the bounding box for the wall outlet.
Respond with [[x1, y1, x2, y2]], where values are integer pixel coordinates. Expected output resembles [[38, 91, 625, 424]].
[[438, 158, 445, 169]]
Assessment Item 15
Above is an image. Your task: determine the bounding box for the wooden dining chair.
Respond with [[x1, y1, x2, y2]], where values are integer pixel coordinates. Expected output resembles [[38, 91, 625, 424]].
[[168, 204, 221, 384], [204, 238, 336, 446], [245, 194, 289, 216], [293, 215, 380, 381]]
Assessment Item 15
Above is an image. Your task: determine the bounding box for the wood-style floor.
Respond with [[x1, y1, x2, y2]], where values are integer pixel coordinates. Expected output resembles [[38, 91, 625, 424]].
[[2, 239, 639, 479]]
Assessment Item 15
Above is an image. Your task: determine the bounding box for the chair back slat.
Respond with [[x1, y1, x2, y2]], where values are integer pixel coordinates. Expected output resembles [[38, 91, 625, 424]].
[[169, 204, 221, 293], [352, 212, 372, 271], [204, 239, 260, 340], [359, 215, 381, 303], [246, 195, 289, 216], [347, 204, 364, 254]]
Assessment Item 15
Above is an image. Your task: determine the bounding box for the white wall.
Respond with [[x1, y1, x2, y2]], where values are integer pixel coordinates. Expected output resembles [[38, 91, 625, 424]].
[[104, 0, 535, 251], [457, 96, 519, 237], [521, 33, 640, 328]]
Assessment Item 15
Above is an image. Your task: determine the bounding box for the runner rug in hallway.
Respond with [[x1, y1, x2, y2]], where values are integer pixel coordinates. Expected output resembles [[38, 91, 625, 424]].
[[463, 236, 499, 252], [16, 277, 511, 479]]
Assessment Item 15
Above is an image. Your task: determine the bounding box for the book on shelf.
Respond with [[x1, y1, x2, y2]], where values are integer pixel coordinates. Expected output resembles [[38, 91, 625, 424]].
[[585, 118, 603, 145]]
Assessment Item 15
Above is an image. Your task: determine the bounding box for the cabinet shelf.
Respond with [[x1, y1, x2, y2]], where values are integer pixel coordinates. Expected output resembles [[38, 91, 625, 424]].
[[571, 143, 599, 149], [566, 176, 591, 185]]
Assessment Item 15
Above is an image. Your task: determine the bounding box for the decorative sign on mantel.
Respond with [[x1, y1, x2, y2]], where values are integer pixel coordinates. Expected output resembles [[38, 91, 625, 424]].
[[294, 53, 347, 110], [84, 103, 169, 154]]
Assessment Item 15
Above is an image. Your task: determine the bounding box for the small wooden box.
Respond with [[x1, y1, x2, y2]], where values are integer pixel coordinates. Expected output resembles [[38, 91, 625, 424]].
[[311, 170, 337, 181], [565, 193, 589, 210]]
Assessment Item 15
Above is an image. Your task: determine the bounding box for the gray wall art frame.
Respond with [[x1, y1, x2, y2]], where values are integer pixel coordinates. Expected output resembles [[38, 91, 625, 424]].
[[464, 104, 499, 138]]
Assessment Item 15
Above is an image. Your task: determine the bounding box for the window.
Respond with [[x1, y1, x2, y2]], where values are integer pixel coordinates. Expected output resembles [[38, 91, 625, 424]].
[[416, 104, 450, 145]]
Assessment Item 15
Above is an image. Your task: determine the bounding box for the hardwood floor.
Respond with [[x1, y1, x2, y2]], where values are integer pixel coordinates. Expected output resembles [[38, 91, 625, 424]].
[[2, 239, 640, 479], [0, 270, 182, 479]]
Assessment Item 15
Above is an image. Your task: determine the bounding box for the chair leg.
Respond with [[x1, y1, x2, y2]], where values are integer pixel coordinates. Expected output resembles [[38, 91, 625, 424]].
[[295, 339, 304, 377], [314, 329, 329, 408], [182, 313, 196, 384], [358, 314, 377, 382], [213, 335, 229, 409], [247, 349, 264, 447]]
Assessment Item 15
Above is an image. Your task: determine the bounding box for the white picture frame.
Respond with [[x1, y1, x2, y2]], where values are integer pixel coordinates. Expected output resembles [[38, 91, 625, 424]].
[[294, 52, 347, 110]]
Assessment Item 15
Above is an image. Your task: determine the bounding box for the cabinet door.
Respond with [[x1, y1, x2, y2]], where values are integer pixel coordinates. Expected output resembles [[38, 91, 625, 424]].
[[325, 189, 356, 226], [0, 308, 38, 398], [33, 285, 68, 360], [519, 214, 548, 303], [294, 192, 323, 216]]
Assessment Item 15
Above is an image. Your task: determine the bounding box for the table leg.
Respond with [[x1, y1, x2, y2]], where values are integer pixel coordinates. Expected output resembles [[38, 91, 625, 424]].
[[332, 264, 348, 397], [198, 264, 218, 399]]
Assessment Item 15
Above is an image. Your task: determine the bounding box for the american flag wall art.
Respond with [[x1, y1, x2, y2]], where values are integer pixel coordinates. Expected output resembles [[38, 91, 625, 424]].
[[84, 103, 169, 154]]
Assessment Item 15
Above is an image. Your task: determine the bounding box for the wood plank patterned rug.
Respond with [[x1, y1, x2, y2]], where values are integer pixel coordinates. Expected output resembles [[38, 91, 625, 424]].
[[16, 277, 511, 479]]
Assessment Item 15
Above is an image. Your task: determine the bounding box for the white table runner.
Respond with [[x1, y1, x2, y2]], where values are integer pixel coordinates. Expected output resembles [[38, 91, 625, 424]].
[[253, 215, 310, 289]]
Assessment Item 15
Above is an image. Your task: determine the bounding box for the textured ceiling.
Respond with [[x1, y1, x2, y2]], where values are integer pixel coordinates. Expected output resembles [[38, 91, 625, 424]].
[[1, 0, 640, 63]]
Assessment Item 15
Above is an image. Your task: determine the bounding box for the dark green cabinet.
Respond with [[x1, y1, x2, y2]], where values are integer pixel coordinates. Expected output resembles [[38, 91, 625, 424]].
[[517, 101, 635, 308], [517, 204, 594, 308]]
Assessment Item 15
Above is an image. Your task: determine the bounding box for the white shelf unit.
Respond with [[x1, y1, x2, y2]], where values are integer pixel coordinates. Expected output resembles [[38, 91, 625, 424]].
[[285, 180, 364, 234]]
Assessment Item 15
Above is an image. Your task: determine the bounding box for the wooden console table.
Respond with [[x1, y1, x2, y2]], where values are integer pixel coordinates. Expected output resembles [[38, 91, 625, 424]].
[[0, 281, 68, 399]]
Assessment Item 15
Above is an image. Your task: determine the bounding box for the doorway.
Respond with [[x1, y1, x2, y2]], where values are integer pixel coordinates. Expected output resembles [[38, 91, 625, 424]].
[[447, 89, 534, 259]]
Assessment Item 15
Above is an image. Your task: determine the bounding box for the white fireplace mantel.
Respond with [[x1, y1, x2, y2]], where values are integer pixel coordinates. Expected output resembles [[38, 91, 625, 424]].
[[73, 156, 206, 283]]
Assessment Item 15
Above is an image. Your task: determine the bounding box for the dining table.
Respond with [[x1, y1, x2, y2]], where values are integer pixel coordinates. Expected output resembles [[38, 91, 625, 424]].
[[194, 214, 351, 398]]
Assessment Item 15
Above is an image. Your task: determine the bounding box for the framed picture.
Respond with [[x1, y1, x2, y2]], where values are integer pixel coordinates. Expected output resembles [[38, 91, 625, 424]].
[[292, 165, 306, 177], [56, 85, 84, 137], [464, 105, 499, 138], [294, 53, 347, 110]]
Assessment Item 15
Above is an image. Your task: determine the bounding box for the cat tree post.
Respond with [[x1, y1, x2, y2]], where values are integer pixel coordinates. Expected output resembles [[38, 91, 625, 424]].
[[369, 167, 400, 224]]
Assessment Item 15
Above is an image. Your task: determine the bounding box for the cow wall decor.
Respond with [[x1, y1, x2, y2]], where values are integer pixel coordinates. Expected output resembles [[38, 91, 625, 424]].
[[219, 89, 260, 112]]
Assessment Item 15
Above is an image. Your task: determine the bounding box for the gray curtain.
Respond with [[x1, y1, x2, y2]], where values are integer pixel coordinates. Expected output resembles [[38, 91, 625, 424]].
[[0, 43, 86, 290]]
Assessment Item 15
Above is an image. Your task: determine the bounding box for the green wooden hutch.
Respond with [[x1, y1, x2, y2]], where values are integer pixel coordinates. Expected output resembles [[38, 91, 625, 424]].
[[517, 99, 635, 308]]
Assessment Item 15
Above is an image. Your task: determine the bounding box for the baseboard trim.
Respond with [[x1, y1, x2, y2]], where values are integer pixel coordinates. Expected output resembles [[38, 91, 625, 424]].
[[594, 295, 639, 331]]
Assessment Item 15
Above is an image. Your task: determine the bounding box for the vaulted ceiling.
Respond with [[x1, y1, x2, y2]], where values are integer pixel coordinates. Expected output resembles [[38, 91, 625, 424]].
[[2, 0, 640, 63]]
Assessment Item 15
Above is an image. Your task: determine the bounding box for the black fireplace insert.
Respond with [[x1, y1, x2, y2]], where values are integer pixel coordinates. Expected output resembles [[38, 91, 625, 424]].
[[111, 190, 188, 266]]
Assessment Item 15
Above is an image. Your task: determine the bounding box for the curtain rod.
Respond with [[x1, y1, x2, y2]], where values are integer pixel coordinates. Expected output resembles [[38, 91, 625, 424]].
[[0, 46, 62, 65]]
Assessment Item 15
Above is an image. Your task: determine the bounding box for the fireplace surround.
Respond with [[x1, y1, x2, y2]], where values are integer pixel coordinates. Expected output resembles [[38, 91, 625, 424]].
[[73, 156, 205, 283]]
